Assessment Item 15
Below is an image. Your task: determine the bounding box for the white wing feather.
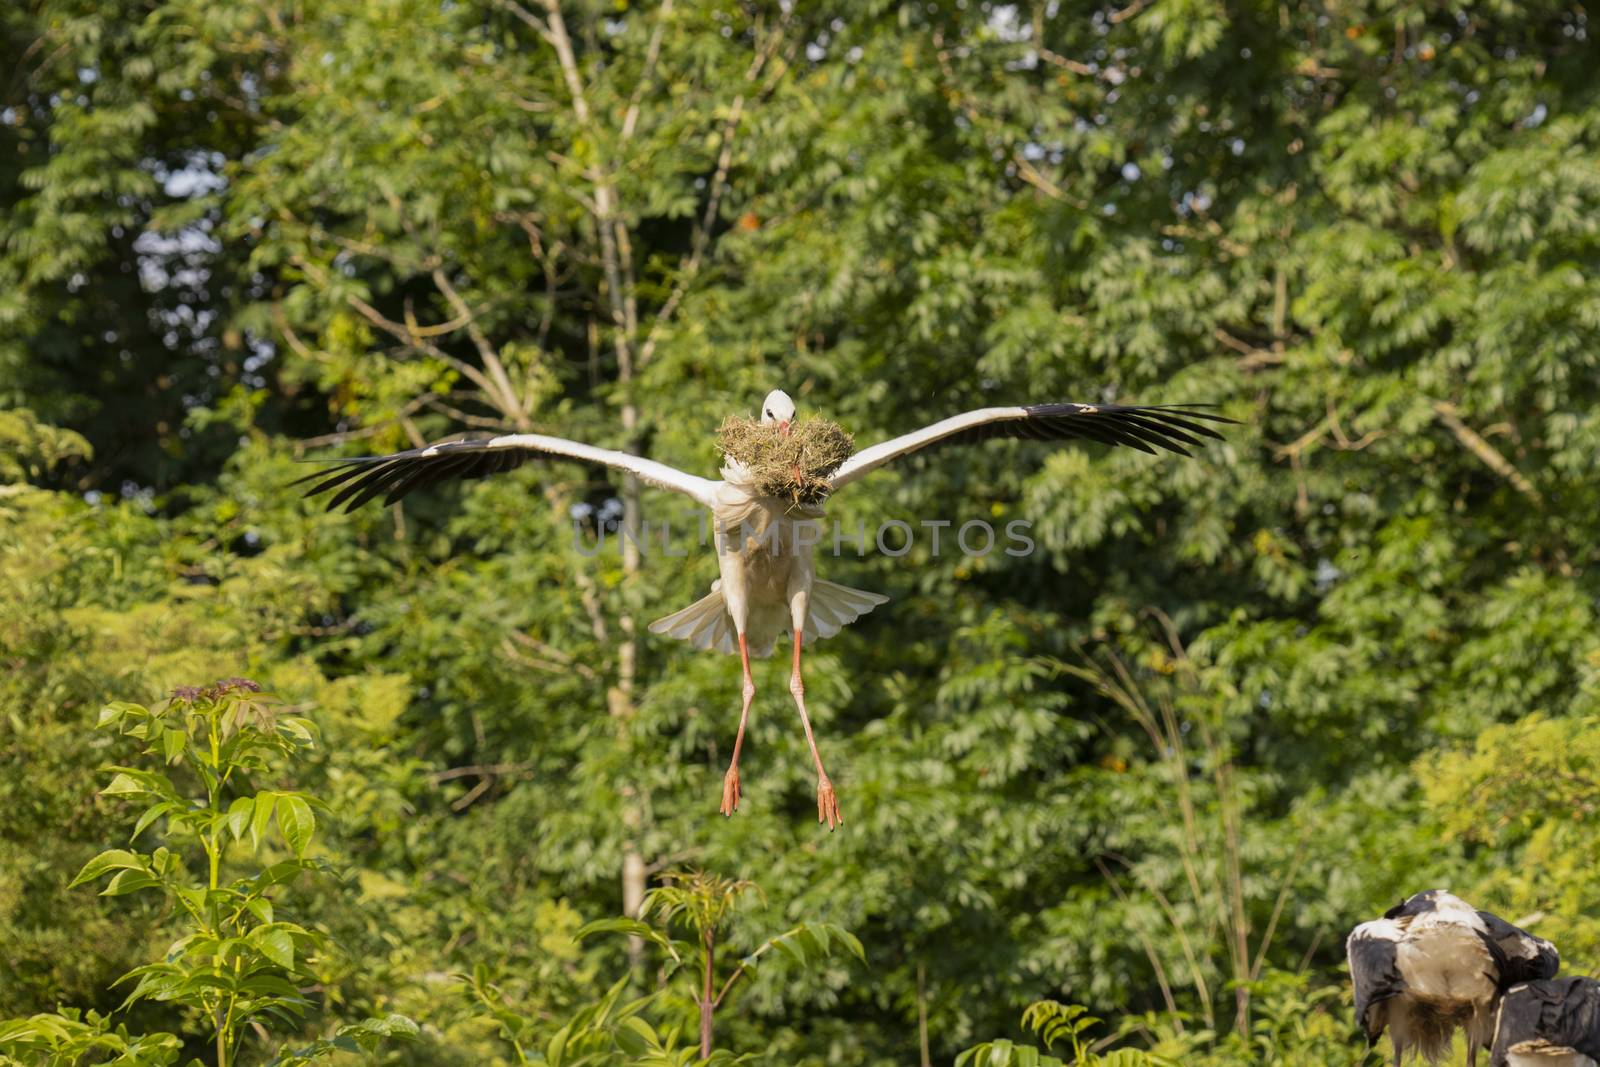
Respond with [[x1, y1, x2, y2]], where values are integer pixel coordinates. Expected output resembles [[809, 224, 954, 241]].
[[487, 433, 719, 507], [830, 408, 1027, 490]]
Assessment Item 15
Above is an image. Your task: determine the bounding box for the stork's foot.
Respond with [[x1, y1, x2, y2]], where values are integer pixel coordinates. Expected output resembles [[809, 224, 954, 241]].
[[816, 777, 842, 830], [720, 766, 742, 817]]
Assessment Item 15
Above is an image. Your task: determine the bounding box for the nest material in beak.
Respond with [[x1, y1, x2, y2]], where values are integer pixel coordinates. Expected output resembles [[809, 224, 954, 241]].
[[718, 415, 854, 506]]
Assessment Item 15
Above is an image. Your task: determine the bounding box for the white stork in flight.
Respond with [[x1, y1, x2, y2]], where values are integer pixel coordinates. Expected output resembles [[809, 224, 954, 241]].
[[1347, 889, 1560, 1066], [301, 390, 1230, 827]]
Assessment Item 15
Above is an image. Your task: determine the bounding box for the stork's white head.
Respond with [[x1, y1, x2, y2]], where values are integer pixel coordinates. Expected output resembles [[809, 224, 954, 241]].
[[760, 389, 796, 437]]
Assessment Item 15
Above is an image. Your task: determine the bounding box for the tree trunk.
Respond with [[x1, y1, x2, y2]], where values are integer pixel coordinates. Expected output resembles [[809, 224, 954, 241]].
[[615, 399, 648, 968], [917, 962, 931, 1067]]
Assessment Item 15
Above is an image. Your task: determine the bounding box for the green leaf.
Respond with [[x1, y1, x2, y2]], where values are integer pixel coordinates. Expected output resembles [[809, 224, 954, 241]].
[[278, 716, 315, 743], [834, 926, 866, 962], [101, 773, 148, 797], [253, 860, 311, 891], [256, 927, 295, 970], [250, 792, 276, 852], [101, 869, 163, 896], [130, 801, 172, 843], [69, 849, 147, 888], [226, 796, 254, 841], [613, 1016, 659, 1056], [358, 1014, 419, 1039], [98, 702, 143, 728], [276, 795, 315, 857], [167, 933, 216, 960], [177, 973, 237, 995], [238, 974, 301, 998], [545, 1024, 571, 1067], [116, 966, 182, 1009], [174, 885, 208, 921], [772, 934, 806, 966], [160, 727, 186, 764], [576, 918, 683, 963]]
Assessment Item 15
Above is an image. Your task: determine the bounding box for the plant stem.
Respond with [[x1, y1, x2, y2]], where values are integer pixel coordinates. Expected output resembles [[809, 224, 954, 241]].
[[208, 715, 222, 891], [220, 989, 236, 1067], [700, 927, 715, 1058], [208, 709, 227, 1066]]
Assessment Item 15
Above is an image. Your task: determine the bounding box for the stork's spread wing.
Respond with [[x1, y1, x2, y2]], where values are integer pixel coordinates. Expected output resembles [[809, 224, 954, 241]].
[[297, 433, 718, 512], [828, 403, 1232, 490], [1346, 920, 1405, 1042], [1477, 910, 1560, 985]]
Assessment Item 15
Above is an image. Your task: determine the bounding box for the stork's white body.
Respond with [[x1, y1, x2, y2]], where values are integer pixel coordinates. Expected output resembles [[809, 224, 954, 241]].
[[643, 443, 890, 827], [648, 475, 889, 658], [710, 485, 819, 656]]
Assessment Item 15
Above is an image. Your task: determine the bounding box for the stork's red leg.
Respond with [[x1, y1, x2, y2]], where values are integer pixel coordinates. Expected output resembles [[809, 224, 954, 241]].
[[790, 632, 841, 829], [721, 634, 755, 816]]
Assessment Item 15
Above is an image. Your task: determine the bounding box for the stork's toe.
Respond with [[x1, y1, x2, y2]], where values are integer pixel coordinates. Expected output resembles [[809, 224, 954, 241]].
[[721, 767, 742, 816], [817, 777, 842, 830]]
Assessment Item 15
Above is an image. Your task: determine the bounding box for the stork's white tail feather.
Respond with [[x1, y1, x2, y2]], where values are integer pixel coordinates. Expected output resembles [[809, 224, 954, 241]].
[[648, 579, 888, 658], [804, 580, 890, 641], [648, 582, 738, 654]]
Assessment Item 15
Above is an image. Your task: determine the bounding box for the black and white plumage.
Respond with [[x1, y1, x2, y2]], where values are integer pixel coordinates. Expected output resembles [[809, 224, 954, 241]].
[[300, 389, 1231, 827], [298, 401, 1226, 511], [1348, 890, 1561, 1066], [828, 401, 1230, 487], [296, 432, 722, 514], [1492, 977, 1600, 1067]]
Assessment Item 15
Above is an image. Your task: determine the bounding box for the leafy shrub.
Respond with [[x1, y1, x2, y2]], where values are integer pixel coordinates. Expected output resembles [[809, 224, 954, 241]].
[[0, 682, 415, 1067]]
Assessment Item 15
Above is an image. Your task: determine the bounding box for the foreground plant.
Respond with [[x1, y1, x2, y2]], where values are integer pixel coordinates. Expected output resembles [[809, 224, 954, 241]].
[[0, 680, 414, 1067], [467, 870, 863, 1065], [959, 1001, 1175, 1067], [0, 1009, 180, 1067]]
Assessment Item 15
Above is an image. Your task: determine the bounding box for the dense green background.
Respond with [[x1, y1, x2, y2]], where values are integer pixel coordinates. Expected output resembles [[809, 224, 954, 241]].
[[4, 0, 1599, 1063]]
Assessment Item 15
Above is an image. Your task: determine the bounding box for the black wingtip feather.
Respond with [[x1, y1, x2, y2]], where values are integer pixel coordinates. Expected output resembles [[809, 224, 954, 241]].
[[293, 436, 538, 512], [927, 400, 1235, 458], [1013, 402, 1232, 456]]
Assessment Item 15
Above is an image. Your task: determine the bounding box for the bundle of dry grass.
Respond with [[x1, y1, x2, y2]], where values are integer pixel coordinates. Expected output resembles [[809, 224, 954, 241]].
[[717, 415, 855, 506]]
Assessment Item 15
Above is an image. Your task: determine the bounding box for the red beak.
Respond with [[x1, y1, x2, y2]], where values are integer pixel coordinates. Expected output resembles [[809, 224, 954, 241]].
[[778, 419, 791, 437]]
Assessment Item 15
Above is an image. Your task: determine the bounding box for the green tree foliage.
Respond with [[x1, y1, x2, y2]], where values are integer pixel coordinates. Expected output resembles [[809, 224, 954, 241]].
[[3, 0, 1598, 1063]]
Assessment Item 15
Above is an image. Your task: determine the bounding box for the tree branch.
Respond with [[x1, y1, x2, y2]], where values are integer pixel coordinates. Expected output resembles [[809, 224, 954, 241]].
[[1109, 0, 1151, 23], [430, 266, 527, 428], [620, 0, 675, 143], [501, 630, 600, 682], [1213, 328, 1285, 371], [493, 0, 551, 40], [293, 394, 432, 450], [1432, 400, 1541, 501], [430, 761, 535, 783]]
